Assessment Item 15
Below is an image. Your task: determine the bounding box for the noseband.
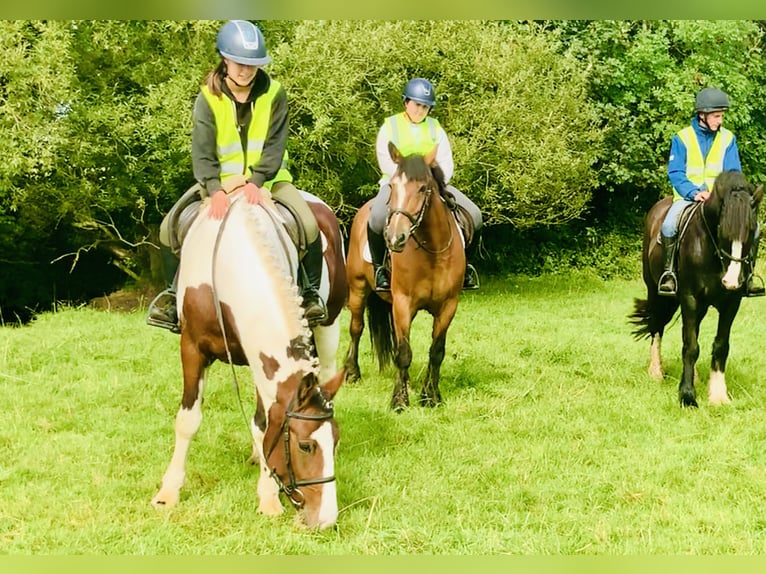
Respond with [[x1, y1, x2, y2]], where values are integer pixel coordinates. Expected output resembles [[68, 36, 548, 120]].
[[265, 387, 336, 509], [385, 177, 454, 254]]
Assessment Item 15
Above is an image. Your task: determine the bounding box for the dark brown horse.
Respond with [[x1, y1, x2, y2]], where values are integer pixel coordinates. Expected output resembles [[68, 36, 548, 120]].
[[151, 190, 347, 529], [344, 143, 466, 411], [630, 171, 763, 407]]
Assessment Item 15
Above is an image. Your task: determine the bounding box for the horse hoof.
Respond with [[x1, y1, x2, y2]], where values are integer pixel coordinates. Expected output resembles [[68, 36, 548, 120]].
[[679, 395, 699, 408], [151, 491, 179, 508], [344, 370, 361, 385], [419, 394, 442, 408]]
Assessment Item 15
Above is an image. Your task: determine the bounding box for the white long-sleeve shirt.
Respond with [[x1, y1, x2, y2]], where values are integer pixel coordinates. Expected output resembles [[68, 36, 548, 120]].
[[375, 115, 455, 184]]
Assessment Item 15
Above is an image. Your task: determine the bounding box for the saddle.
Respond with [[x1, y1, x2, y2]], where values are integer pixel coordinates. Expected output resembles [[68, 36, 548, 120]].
[[655, 202, 701, 248], [167, 178, 308, 258]]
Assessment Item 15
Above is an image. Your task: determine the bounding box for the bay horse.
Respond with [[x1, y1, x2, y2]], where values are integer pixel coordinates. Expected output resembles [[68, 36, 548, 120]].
[[630, 170, 763, 407], [151, 190, 347, 529], [344, 142, 465, 411]]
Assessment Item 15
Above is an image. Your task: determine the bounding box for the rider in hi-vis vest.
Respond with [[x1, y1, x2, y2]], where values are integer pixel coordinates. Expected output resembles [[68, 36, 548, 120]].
[[658, 87, 764, 297], [368, 77, 483, 292], [147, 20, 328, 333]]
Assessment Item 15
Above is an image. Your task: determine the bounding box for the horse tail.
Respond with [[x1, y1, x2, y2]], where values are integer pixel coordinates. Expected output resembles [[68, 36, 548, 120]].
[[366, 293, 396, 371], [628, 297, 653, 340]]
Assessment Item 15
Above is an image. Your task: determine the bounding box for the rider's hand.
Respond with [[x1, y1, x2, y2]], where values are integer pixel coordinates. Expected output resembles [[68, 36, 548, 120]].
[[208, 189, 230, 219], [242, 182, 266, 205], [694, 189, 710, 202]]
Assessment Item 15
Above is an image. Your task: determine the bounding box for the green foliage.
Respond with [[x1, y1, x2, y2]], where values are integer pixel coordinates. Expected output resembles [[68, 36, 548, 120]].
[[275, 21, 603, 228], [557, 20, 765, 197]]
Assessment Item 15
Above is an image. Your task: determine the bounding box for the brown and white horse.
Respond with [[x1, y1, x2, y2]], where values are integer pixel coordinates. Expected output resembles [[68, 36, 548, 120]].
[[151, 190, 346, 529]]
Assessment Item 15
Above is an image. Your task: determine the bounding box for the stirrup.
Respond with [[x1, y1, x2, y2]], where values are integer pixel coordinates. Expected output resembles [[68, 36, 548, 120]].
[[302, 291, 328, 325], [146, 289, 180, 334], [657, 272, 677, 297], [745, 274, 765, 298], [462, 265, 480, 291], [374, 267, 391, 292]]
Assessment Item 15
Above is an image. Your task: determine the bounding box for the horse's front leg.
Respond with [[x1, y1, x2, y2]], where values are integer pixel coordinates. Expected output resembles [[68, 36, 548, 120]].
[[391, 300, 414, 412], [343, 283, 369, 384], [421, 300, 458, 407], [152, 342, 207, 508], [708, 298, 742, 405], [679, 301, 706, 408], [248, 392, 283, 517]]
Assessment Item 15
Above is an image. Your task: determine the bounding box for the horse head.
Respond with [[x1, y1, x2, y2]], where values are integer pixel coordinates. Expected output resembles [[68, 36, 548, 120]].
[[384, 141, 441, 252], [262, 360, 345, 530], [704, 171, 763, 290]]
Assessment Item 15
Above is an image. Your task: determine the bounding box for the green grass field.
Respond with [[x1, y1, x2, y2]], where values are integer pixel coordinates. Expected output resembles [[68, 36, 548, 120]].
[[2, 273, 766, 554]]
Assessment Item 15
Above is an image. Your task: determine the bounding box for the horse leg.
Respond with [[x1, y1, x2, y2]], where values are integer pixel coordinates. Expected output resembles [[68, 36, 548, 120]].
[[247, 391, 284, 517], [649, 333, 663, 380], [152, 341, 207, 508], [679, 301, 706, 408], [708, 299, 741, 405], [420, 302, 458, 407], [313, 319, 341, 385], [391, 304, 413, 412], [647, 294, 677, 380], [343, 284, 368, 384]]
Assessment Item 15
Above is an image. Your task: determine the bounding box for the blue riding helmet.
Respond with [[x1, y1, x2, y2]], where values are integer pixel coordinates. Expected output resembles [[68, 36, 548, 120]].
[[216, 20, 271, 67], [402, 78, 436, 107]]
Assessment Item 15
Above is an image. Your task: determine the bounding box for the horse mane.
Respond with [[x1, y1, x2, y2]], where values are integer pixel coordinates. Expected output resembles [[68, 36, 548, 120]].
[[711, 171, 757, 243], [239, 200, 318, 369], [397, 153, 448, 197]]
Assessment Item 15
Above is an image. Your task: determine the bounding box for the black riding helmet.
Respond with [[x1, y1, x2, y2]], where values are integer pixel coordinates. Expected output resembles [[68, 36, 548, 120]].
[[695, 87, 729, 113]]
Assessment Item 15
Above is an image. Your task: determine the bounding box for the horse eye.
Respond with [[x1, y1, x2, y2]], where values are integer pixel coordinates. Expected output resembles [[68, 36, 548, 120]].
[[298, 441, 315, 454]]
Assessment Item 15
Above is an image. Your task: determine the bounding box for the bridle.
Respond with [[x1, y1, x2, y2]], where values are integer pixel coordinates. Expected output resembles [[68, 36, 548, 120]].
[[264, 386, 336, 509], [698, 192, 755, 267], [385, 175, 454, 255]]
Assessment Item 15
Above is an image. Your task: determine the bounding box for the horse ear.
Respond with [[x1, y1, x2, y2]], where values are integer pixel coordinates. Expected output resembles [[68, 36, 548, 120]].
[[388, 141, 402, 165], [753, 184, 764, 208], [320, 369, 345, 401], [296, 371, 318, 405], [425, 144, 438, 166]]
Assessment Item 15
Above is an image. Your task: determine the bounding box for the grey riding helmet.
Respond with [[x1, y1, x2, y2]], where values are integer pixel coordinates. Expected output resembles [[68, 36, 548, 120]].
[[216, 20, 271, 66], [403, 78, 436, 107], [695, 87, 730, 113]]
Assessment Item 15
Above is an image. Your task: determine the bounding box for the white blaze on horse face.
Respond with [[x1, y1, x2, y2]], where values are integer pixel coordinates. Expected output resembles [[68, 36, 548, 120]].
[[721, 240, 743, 290], [312, 421, 338, 529], [385, 173, 412, 249]]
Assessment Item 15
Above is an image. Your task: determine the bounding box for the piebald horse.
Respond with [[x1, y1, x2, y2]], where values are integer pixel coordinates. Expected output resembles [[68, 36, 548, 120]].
[[344, 143, 466, 411], [151, 190, 347, 529], [631, 170, 763, 407]]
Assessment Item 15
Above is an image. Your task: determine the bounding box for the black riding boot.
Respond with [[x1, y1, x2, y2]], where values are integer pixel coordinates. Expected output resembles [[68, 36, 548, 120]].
[[367, 223, 390, 291], [300, 236, 328, 326], [657, 235, 678, 297], [745, 239, 765, 297], [462, 229, 481, 290], [146, 246, 181, 334]]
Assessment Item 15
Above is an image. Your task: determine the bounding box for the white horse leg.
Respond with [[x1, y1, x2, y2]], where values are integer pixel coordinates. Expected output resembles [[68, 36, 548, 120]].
[[708, 369, 731, 405], [648, 333, 664, 380], [250, 417, 284, 516], [312, 318, 341, 384], [151, 378, 206, 508]]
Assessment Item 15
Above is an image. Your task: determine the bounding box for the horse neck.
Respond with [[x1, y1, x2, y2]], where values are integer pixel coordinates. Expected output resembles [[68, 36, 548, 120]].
[[418, 190, 454, 242], [222, 200, 317, 393]]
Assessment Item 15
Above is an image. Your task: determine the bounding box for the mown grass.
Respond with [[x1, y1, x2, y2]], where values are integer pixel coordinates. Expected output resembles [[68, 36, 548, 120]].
[[2, 272, 766, 554]]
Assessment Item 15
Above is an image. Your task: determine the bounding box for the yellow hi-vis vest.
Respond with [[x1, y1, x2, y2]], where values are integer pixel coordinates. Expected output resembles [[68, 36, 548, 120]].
[[379, 113, 440, 183], [201, 81, 292, 190], [675, 125, 733, 199]]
